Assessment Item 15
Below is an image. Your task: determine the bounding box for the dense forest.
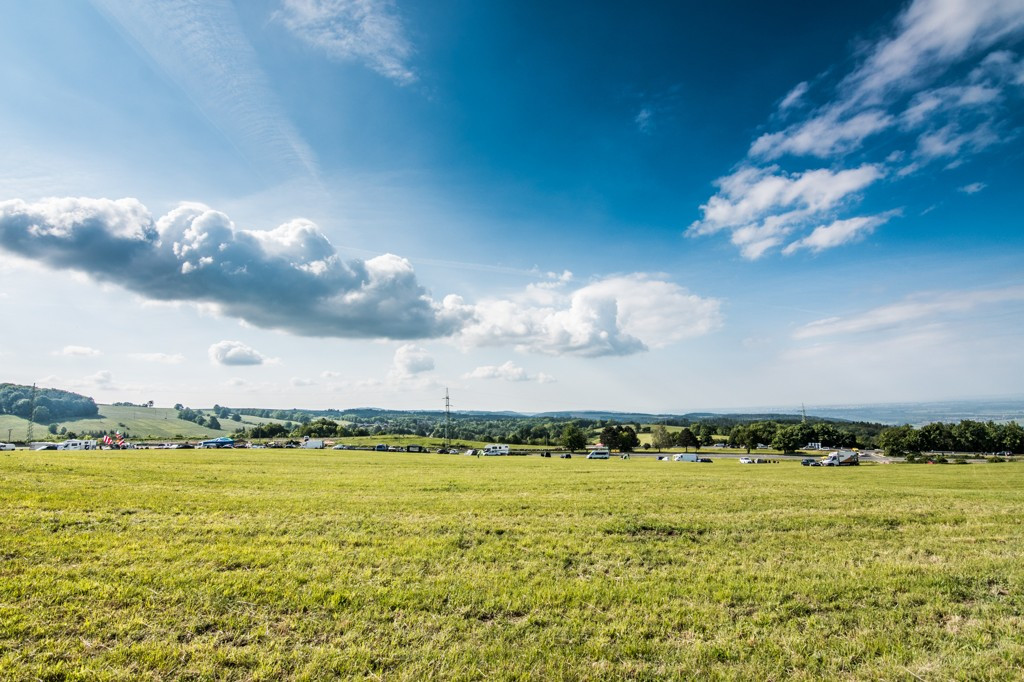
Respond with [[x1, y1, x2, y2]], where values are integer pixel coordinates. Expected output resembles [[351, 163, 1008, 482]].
[[0, 383, 98, 423]]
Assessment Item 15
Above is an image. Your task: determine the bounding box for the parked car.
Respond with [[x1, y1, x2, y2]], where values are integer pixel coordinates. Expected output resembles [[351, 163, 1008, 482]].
[[739, 457, 753, 464], [801, 458, 817, 466], [560, 453, 572, 459]]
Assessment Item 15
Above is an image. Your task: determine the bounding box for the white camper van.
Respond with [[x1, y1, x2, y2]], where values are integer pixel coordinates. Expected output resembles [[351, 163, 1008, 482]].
[[482, 444, 509, 456]]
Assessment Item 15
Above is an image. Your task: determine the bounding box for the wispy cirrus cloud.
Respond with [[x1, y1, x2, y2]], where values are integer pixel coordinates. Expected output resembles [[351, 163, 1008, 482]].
[[793, 285, 1024, 339], [689, 0, 1024, 259], [56, 345, 102, 357], [464, 361, 554, 384], [783, 211, 899, 255], [276, 0, 416, 85], [130, 352, 186, 364], [90, 0, 317, 178]]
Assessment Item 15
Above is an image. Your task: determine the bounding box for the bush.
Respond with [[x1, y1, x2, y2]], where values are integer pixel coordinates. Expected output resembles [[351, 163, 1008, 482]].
[[988, 456, 1006, 463]]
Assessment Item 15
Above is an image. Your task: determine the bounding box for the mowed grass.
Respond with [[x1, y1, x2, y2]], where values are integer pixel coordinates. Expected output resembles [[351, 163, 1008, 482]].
[[1, 452, 1022, 680]]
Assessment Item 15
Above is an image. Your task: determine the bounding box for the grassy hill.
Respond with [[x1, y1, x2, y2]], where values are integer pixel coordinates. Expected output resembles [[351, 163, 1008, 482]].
[[0, 405, 249, 441]]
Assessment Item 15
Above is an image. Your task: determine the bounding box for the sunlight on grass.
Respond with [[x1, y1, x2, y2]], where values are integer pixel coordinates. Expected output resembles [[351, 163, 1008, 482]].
[[1, 451, 1022, 679]]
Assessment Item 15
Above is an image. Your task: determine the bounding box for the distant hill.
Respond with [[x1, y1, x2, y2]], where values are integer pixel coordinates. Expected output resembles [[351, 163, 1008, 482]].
[[772, 399, 1024, 426], [0, 383, 98, 422], [0, 405, 239, 442]]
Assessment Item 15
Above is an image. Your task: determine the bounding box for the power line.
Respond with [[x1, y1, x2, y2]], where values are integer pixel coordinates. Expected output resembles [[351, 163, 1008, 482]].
[[444, 387, 452, 449], [26, 383, 36, 443]]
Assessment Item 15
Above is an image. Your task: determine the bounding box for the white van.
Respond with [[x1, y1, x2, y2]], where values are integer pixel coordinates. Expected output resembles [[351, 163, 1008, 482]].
[[0, 442, 15, 451], [586, 448, 611, 459], [482, 444, 509, 456]]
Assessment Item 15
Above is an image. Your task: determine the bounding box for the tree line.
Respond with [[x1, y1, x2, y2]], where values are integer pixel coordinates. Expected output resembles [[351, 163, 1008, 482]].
[[878, 420, 1023, 456]]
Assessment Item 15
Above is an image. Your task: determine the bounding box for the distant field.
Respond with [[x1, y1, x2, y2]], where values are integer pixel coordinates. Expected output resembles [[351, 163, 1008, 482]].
[[1, 451, 1021, 679]]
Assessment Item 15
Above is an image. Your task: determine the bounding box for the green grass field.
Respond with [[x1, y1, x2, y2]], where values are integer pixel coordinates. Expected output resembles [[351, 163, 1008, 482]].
[[1, 451, 1021, 680]]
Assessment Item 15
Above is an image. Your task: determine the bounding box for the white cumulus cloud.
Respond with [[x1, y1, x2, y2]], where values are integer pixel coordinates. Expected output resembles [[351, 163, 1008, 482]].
[[209, 340, 266, 366], [688, 164, 884, 259], [458, 274, 722, 357], [391, 344, 434, 377], [0, 197, 464, 340]]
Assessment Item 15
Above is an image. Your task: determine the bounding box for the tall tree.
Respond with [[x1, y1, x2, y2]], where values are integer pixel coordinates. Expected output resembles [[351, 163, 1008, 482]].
[[677, 427, 697, 452], [618, 426, 640, 453], [771, 425, 803, 453], [651, 425, 673, 452], [560, 424, 587, 452], [599, 426, 621, 451]]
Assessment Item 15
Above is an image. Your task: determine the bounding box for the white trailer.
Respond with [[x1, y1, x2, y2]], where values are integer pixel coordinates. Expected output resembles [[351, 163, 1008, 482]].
[[57, 439, 98, 451], [482, 444, 509, 456]]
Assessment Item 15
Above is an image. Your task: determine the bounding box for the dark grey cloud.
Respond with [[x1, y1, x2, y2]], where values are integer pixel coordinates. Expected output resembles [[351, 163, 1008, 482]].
[[0, 197, 463, 340]]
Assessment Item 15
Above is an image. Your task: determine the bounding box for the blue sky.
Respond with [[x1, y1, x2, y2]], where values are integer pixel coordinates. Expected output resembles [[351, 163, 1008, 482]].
[[1, 0, 1022, 413]]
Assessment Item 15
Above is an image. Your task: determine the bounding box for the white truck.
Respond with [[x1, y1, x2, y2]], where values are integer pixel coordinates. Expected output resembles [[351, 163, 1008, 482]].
[[820, 450, 860, 466], [482, 444, 509, 456]]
